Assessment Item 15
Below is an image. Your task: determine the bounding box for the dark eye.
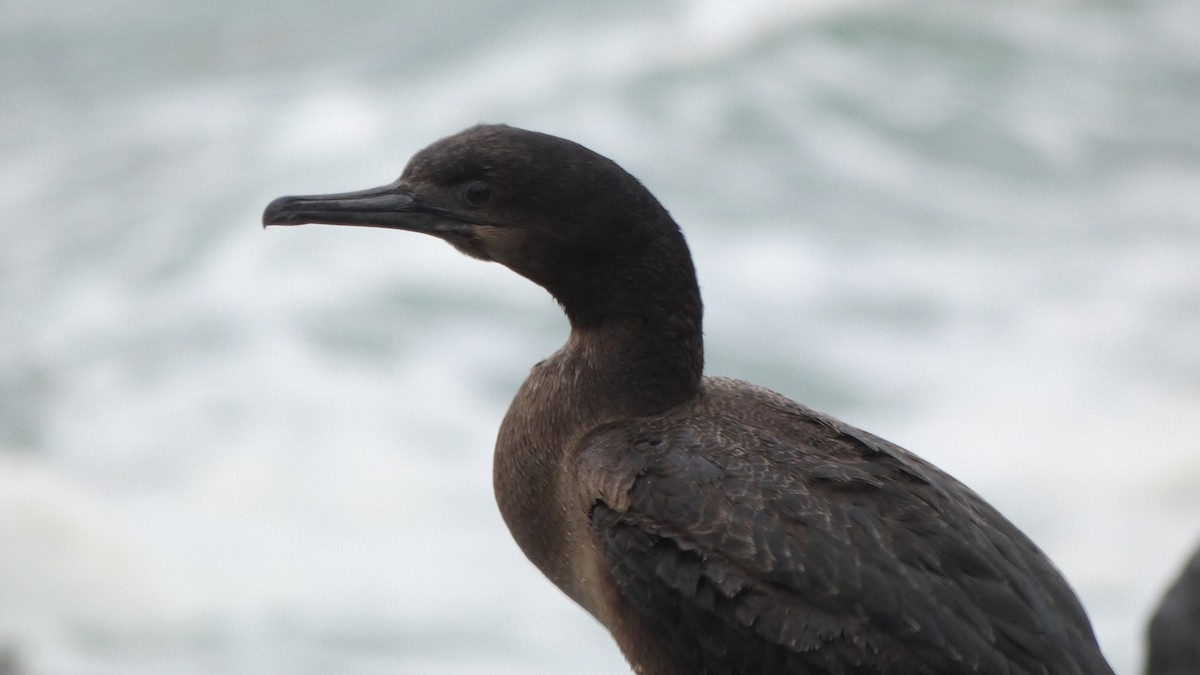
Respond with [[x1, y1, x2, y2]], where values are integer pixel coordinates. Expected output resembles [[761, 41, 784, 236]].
[[463, 181, 491, 207]]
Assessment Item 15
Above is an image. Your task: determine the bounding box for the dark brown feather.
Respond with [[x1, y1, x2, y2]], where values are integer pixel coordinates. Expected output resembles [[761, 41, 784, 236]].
[[579, 378, 1113, 675]]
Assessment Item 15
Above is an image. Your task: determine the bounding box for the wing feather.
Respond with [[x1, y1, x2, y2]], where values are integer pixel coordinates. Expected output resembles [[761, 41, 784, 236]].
[[578, 380, 1112, 675]]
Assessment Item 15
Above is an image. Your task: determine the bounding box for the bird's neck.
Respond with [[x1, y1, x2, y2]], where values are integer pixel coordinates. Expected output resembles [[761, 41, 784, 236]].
[[549, 223, 706, 411], [565, 314, 704, 417], [493, 291, 703, 606]]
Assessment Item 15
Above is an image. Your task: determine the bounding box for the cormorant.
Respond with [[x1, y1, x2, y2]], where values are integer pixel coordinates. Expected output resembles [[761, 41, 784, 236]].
[[263, 124, 1114, 674]]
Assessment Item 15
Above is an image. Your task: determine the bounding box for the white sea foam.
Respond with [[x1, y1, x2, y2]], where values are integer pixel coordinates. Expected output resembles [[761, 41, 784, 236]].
[[2, 0, 1197, 673]]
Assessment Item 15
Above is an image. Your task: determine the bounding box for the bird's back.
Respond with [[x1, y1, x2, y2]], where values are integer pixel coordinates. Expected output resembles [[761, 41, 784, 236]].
[[579, 376, 1114, 674]]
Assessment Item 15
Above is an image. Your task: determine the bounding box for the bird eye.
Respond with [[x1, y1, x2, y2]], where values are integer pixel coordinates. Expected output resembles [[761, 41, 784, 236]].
[[463, 181, 491, 207]]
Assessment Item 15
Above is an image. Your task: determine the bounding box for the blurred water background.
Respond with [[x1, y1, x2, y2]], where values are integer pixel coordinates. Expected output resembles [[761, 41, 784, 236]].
[[2, 0, 1198, 672]]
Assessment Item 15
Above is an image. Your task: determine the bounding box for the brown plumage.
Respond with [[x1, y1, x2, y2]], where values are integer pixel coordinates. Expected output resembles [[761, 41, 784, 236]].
[[263, 124, 1114, 674]]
